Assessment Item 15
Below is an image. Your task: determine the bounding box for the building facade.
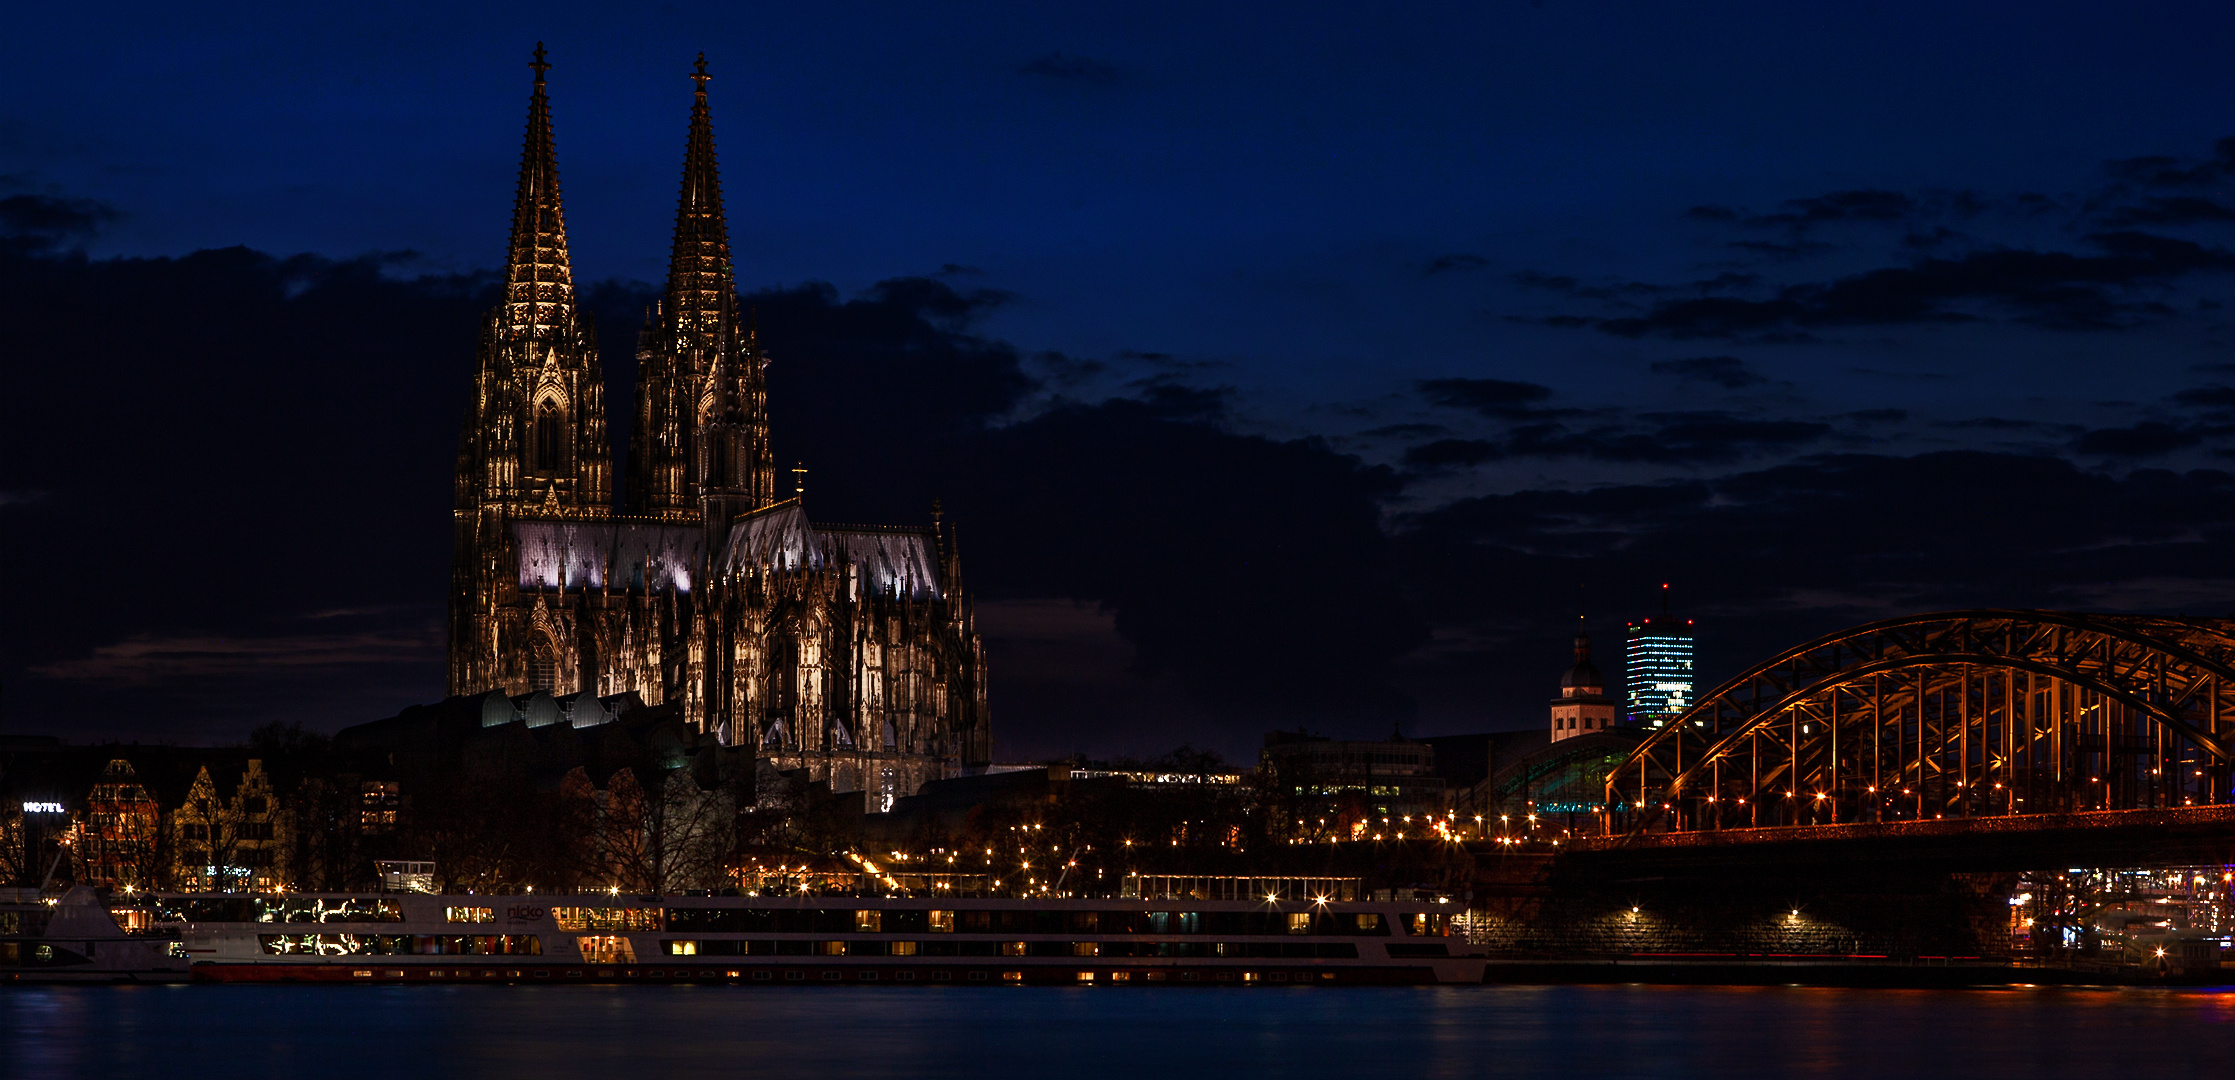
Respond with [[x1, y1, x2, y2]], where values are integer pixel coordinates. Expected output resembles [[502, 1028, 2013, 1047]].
[[448, 48, 991, 803], [1549, 627, 1618, 742], [1260, 731, 1448, 837], [1623, 614, 1695, 727]]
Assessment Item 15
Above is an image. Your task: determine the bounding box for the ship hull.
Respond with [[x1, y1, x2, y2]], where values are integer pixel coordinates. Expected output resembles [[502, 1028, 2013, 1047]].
[[190, 960, 1480, 985]]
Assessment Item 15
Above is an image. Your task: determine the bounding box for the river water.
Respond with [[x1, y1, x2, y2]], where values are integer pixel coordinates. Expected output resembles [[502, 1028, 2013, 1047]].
[[5, 984, 2233, 1078]]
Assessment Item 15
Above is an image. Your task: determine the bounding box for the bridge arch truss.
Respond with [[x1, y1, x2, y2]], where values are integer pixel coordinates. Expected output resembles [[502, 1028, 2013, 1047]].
[[1603, 610, 2235, 836]]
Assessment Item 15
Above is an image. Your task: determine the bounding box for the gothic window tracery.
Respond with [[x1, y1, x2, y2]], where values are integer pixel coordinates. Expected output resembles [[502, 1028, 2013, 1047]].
[[530, 635, 557, 692], [535, 404, 563, 473]]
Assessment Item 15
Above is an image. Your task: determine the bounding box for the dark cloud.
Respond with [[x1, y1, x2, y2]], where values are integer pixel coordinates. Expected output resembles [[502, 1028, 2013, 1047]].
[[0, 237, 1422, 750], [0, 193, 121, 243], [1587, 231, 2235, 338], [2174, 385, 2235, 409], [1757, 188, 1916, 225], [1393, 451, 2235, 734], [1358, 423, 1451, 440], [2103, 138, 2235, 188], [1936, 417, 2076, 432], [1028, 350, 1106, 387], [749, 276, 1033, 525], [2101, 196, 2235, 227], [1126, 380, 1233, 422], [1613, 414, 1832, 461], [1842, 408, 1908, 425], [1402, 411, 1831, 470], [1512, 269, 1754, 301], [1902, 226, 1964, 250], [1018, 52, 1121, 84], [947, 400, 1423, 731], [0, 243, 498, 741], [1727, 238, 1837, 258], [1650, 355, 1766, 389], [1401, 438, 1502, 469], [1424, 253, 1488, 275], [1699, 189, 1988, 235], [1415, 376, 1555, 417], [2073, 421, 2204, 458]]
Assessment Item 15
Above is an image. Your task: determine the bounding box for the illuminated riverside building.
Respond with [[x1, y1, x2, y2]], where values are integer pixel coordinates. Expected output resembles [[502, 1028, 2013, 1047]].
[[1259, 731, 1447, 833], [1624, 615, 1695, 727]]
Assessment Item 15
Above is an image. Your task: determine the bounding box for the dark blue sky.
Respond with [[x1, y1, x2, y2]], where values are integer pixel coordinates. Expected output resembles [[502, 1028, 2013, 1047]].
[[9, 1, 2235, 759]]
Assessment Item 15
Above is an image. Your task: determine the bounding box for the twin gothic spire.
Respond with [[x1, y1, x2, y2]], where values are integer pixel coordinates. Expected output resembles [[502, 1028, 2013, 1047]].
[[501, 43, 575, 344], [665, 53, 736, 348], [501, 44, 738, 341], [490, 44, 766, 519]]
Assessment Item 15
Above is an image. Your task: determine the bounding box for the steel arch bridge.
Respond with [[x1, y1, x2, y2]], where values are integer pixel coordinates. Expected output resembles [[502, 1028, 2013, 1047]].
[[1601, 610, 2235, 838]]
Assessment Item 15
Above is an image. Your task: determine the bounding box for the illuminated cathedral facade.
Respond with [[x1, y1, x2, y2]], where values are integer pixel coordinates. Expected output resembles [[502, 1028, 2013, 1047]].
[[448, 48, 992, 803]]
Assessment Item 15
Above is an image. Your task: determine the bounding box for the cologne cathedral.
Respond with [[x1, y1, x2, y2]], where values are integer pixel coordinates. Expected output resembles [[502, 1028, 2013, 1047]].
[[447, 48, 992, 802]]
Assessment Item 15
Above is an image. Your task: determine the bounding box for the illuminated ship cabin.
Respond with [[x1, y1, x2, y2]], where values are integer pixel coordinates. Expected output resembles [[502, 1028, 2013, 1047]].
[[154, 891, 1487, 985]]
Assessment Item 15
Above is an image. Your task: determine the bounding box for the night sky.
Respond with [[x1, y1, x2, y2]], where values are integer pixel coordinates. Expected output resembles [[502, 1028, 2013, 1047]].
[[9, 1, 2235, 762]]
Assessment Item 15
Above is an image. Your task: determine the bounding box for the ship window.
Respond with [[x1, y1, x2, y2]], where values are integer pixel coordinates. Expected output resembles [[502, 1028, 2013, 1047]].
[[854, 910, 882, 932], [1288, 913, 1312, 935], [889, 941, 918, 956], [667, 941, 698, 956], [1070, 942, 1099, 957], [551, 907, 661, 932], [1000, 941, 1026, 956], [256, 934, 539, 956], [577, 936, 635, 964], [445, 907, 494, 924], [666, 908, 741, 933], [817, 941, 846, 956]]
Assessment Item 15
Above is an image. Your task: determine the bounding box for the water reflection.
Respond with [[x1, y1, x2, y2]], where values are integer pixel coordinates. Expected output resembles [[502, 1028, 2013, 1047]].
[[2, 985, 2232, 1079]]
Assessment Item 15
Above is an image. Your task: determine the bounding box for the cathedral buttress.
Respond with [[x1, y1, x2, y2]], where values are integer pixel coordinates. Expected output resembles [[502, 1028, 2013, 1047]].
[[449, 44, 612, 697]]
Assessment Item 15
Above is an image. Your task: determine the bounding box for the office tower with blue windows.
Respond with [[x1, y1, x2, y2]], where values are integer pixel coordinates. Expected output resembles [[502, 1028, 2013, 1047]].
[[1624, 611, 1695, 727]]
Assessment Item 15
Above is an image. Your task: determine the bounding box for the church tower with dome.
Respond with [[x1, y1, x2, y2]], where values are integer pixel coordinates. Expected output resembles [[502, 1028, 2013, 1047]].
[[1549, 621, 1619, 742]]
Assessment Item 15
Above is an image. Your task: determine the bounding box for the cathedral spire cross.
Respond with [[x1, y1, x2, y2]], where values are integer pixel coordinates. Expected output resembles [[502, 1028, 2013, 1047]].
[[503, 41, 575, 342], [664, 52, 734, 343]]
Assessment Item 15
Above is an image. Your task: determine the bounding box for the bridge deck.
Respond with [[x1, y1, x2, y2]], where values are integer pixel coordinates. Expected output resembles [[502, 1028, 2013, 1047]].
[[1572, 804, 2235, 853]]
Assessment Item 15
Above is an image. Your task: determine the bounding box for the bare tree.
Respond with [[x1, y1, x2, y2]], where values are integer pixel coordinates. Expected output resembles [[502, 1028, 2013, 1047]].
[[598, 767, 741, 893]]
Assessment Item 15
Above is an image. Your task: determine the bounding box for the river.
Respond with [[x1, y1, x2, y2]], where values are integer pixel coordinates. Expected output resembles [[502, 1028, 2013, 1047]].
[[5, 983, 2233, 1078]]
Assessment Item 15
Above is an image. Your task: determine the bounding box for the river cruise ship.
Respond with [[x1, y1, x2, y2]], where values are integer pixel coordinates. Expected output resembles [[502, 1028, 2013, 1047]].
[[158, 889, 1487, 985], [1, 886, 190, 983]]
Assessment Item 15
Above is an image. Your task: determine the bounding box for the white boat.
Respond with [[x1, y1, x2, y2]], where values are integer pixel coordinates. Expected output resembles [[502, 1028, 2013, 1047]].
[[0, 886, 191, 983], [161, 892, 1488, 985]]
